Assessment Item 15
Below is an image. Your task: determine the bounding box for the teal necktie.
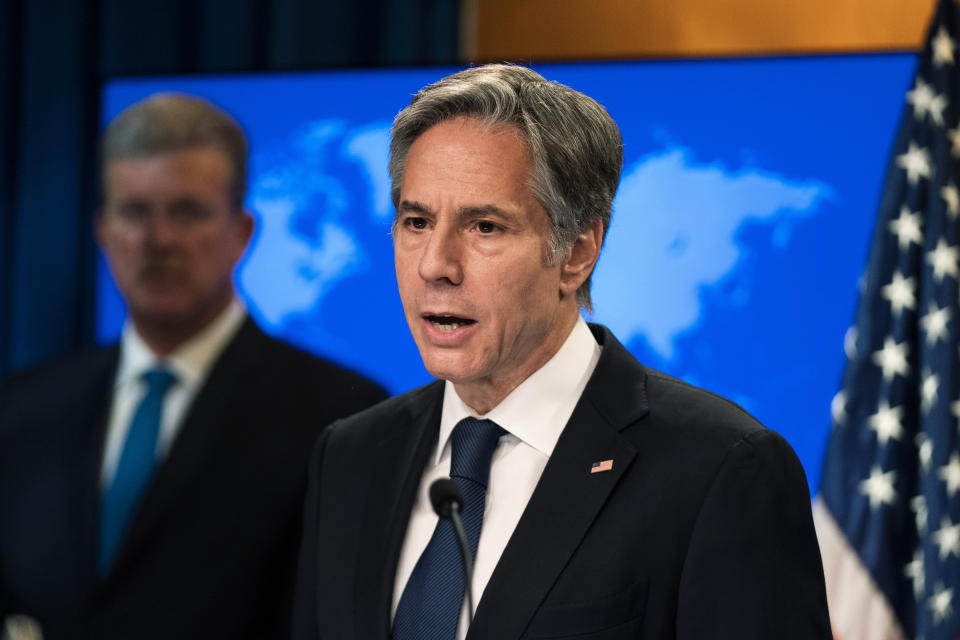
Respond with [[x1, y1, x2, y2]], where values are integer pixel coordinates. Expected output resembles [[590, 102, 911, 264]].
[[98, 367, 176, 576]]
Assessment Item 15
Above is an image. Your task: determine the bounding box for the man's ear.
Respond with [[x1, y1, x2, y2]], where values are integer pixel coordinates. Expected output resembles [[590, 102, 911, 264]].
[[238, 209, 255, 246], [229, 208, 256, 263], [559, 218, 604, 298]]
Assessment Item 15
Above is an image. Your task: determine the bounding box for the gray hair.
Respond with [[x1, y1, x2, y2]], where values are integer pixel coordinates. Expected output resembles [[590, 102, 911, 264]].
[[101, 93, 248, 208], [389, 64, 623, 310]]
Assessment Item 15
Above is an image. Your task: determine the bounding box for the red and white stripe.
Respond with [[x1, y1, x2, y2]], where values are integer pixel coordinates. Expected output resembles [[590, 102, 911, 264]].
[[813, 498, 906, 640]]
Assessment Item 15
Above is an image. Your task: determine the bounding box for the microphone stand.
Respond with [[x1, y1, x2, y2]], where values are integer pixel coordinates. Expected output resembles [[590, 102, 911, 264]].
[[429, 477, 476, 628], [447, 501, 475, 623]]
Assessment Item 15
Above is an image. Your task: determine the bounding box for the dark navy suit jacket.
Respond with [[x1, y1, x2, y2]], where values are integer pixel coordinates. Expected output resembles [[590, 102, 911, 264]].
[[292, 324, 831, 639], [0, 319, 387, 639]]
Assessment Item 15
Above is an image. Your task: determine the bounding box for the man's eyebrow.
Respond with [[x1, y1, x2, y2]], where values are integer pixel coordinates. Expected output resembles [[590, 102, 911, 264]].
[[396, 201, 519, 223], [397, 200, 432, 215], [458, 204, 512, 218]]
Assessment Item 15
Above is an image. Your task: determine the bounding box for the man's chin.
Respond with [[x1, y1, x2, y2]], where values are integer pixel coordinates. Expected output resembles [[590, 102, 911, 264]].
[[419, 354, 483, 386], [128, 302, 198, 332]]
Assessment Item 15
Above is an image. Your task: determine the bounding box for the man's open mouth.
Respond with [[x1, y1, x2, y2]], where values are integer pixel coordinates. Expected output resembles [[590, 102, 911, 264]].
[[425, 314, 476, 332]]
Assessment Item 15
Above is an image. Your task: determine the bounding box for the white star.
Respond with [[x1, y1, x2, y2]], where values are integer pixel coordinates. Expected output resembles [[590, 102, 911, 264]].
[[898, 142, 933, 185], [933, 517, 960, 560], [943, 182, 960, 218], [905, 548, 925, 598], [908, 80, 936, 116], [917, 433, 934, 473], [922, 302, 951, 345], [928, 238, 960, 282], [952, 398, 960, 422], [831, 390, 847, 426], [912, 495, 929, 534], [882, 271, 917, 316], [930, 98, 948, 127], [868, 400, 903, 444], [933, 26, 956, 66], [889, 206, 924, 250], [860, 466, 897, 509], [907, 79, 948, 126], [872, 336, 910, 381], [939, 452, 960, 497], [922, 370, 940, 413], [929, 583, 954, 624]]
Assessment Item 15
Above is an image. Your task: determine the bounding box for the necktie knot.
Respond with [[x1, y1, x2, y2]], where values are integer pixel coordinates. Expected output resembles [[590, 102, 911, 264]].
[[143, 367, 176, 395], [449, 417, 505, 488]]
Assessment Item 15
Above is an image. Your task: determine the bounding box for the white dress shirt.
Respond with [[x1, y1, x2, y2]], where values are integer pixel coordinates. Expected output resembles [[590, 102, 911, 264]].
[[391, 316, 601, 639], [99, 299, 246, 488]]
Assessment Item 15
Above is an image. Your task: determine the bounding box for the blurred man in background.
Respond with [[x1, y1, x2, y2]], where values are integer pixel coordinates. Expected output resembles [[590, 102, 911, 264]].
[[0, 94, 386, 639]]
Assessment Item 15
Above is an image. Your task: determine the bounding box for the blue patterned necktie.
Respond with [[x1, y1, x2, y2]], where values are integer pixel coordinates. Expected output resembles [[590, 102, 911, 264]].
[[393, 417, 506, 640], [98, 367, 177, 576]]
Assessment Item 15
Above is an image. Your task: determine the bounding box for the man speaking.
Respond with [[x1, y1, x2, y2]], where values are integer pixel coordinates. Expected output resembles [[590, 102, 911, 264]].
[[293, 64, 831, 639]]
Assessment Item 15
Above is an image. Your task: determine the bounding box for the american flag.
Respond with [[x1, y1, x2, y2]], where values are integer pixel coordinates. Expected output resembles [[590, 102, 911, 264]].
[[814, 1, 960, 638], [590, 459, 613, 474]]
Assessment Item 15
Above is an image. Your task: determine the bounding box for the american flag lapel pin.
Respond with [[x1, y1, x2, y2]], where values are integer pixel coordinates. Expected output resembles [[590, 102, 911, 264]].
[[591, 459, 614, 474]]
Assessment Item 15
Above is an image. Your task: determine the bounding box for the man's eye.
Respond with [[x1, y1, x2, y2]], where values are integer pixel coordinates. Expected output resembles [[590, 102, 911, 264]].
[[476, 220, 499, 234], [114, 204, 149, 223], [170, 202, 211, 224], [404, 217, 428, 230]]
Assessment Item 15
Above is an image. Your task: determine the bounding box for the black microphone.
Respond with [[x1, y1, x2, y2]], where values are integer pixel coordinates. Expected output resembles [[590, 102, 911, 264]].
[[429, 478, 476, 625]]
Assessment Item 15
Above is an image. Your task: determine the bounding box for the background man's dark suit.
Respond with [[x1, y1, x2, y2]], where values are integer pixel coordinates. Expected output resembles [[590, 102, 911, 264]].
[[293, 325, 831, 639], [0, 318, 386, 639]]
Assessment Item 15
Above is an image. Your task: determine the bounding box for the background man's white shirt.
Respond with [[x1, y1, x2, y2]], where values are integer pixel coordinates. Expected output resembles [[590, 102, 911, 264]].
[[391, 316, 601, 639]]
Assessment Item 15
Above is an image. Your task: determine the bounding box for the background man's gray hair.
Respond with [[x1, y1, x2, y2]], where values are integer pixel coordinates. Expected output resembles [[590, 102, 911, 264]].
[[389, 63, 624, 311], [101, 93, 248, 208]]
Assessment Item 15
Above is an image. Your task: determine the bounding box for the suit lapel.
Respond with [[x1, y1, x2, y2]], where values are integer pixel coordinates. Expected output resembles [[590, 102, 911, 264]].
[[78, 348, 120, 586], [468, 326, 649, 639], [108, 319, 264, 575], [353, 382, 444, 640]]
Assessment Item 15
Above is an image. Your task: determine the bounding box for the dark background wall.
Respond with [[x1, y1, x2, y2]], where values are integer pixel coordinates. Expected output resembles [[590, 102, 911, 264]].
[[0, 0, 459, 380]]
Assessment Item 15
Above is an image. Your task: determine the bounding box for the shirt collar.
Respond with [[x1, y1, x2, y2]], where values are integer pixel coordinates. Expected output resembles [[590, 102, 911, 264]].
[[116, 298, 246, 390], [436, 316, 601, 465]]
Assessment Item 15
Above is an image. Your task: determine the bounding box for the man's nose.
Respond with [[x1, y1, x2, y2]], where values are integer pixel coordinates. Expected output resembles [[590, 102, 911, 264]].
[[418, 225, 463, 285], [143, 212, 177, 247]]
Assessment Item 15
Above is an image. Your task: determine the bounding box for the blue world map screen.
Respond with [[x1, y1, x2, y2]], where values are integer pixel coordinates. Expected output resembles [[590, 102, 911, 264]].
[[100, 55, 917, 494]]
